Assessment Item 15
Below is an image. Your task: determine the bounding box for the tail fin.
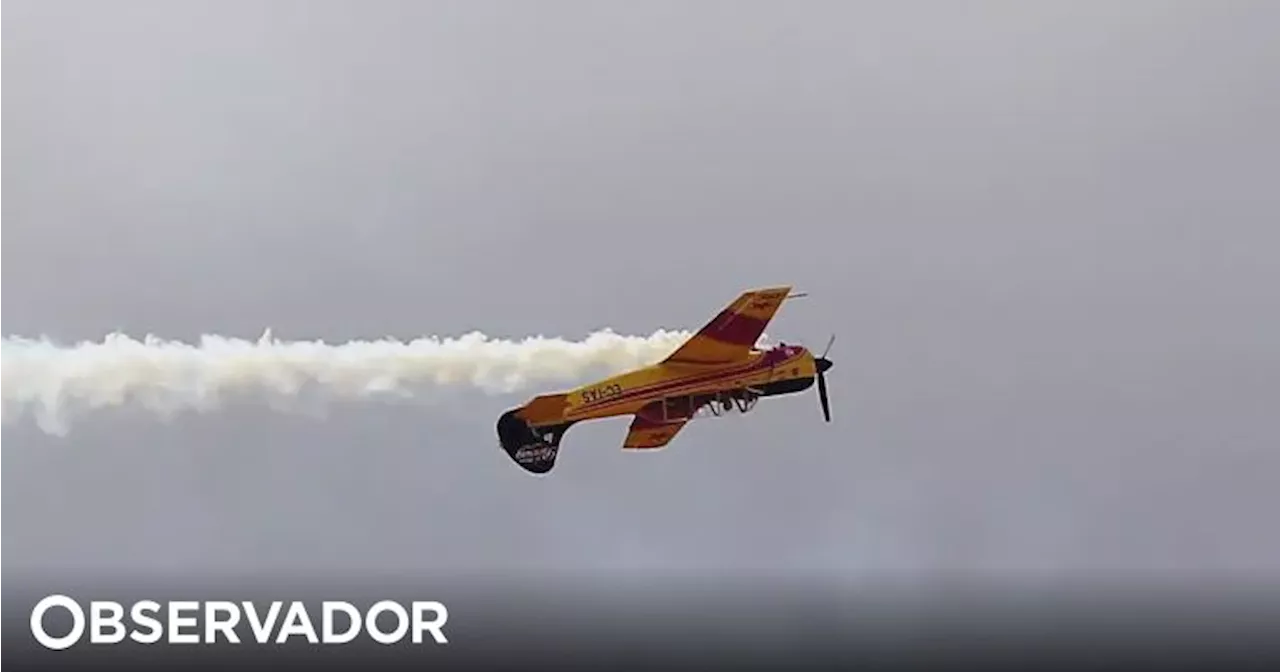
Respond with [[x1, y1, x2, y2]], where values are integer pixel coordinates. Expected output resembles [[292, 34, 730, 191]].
[[496, 394, 574, 475]]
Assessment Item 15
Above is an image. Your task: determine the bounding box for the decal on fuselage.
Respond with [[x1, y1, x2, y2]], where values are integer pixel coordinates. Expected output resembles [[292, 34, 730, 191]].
[[580, 383, 623, 405], [513, 443, 558, 464]]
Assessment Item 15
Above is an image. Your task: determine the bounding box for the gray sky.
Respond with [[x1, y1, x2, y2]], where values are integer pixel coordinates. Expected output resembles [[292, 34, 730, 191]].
[[4, 0, 1278, 587]]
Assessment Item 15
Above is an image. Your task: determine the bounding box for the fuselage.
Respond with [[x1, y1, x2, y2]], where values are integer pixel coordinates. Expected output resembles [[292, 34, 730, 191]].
[[557, 343, 819, 423]]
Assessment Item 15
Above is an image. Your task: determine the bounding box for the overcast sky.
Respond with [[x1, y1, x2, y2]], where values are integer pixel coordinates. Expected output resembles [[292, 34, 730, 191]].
[[4, 0, 1278, 589]]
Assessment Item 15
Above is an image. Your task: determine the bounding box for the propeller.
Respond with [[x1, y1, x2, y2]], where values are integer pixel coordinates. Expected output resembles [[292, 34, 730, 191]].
[[814, 334, 835, 422]]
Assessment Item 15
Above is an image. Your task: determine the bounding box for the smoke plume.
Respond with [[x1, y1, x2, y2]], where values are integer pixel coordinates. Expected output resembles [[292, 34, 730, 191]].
[[1, 329, 699, 436]]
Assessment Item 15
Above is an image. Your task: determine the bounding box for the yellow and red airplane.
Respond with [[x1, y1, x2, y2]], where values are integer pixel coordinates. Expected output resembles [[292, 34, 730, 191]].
[[496, 286, 835, 474]]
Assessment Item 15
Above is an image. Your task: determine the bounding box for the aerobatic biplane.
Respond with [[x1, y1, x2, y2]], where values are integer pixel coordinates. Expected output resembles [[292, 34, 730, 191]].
[[495, 286, 835, 475]]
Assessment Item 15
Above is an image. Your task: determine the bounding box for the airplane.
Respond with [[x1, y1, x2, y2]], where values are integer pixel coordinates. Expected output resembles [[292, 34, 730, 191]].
[[495, 285, 835, 475]]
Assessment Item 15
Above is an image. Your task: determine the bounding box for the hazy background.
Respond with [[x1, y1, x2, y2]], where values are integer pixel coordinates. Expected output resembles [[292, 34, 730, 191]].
[[4, 0, 1278, 589]]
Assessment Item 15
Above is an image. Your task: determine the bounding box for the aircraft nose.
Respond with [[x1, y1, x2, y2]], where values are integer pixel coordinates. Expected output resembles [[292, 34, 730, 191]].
[[816, 357, 833, 373]]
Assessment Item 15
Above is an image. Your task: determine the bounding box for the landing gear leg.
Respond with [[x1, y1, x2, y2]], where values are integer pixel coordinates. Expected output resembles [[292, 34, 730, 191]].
[[733, 391, 759, 413]]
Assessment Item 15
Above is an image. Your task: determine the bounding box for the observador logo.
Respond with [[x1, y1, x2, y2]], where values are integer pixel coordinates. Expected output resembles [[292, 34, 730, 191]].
[[29, 594, 449, 649]]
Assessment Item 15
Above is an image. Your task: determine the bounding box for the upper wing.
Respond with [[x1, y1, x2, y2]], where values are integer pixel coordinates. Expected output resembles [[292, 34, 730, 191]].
[[622, 412, 689, 450], [661, 286, 792, 365]]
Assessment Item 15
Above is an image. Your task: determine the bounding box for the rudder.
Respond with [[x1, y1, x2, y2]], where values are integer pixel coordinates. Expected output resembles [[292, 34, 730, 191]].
[[496, 408, 574, 475]]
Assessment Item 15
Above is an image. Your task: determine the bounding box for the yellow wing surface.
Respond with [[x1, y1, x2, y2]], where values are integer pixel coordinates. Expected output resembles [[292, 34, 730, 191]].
[[622, 404, 689, 450], [661, 286, 792, 365]]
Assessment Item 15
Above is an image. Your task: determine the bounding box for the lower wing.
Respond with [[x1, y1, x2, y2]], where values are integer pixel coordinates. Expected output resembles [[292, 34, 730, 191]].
[[622, 411, 689, 450]]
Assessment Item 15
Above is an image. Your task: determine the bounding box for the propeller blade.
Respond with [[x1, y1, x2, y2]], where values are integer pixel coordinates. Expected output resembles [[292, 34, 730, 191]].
[[817, 369, 831, 422], [820, 334, 836, 359]]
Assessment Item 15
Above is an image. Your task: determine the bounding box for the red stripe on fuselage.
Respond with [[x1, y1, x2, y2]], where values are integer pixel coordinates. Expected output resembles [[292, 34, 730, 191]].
[[573, 352, 805, 416], [577, 359, 763, 411]]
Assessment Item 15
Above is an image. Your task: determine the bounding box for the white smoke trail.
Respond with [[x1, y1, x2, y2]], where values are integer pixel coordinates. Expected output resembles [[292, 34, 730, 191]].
[[1, 328, 700, 436]]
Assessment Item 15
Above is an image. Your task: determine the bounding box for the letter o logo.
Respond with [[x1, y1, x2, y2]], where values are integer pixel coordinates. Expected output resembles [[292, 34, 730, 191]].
[[31, 595, 85, 650], [365, 600, 409, 644]]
